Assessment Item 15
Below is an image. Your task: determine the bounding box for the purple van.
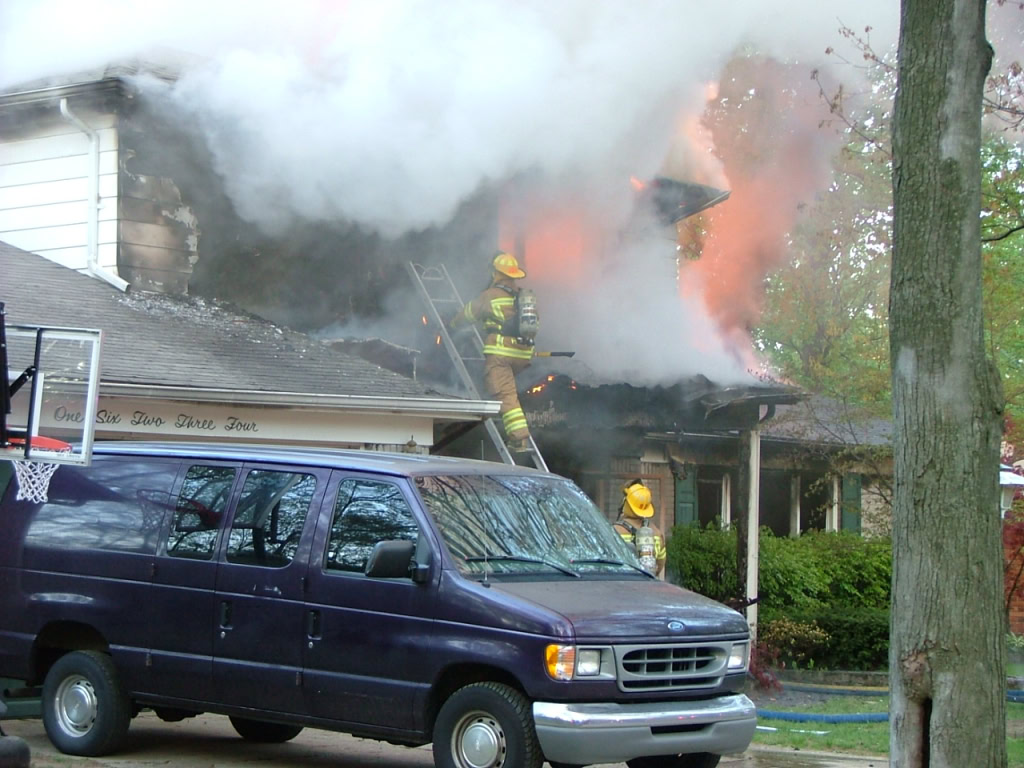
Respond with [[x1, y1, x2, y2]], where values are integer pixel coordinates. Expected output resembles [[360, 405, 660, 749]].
[[0, 443, 755, 768]]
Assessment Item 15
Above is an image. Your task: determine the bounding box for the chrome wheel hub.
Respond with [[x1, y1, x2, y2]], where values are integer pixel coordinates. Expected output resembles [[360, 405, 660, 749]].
[[54, 674, 98, 738], [452, 710, 506, 768]]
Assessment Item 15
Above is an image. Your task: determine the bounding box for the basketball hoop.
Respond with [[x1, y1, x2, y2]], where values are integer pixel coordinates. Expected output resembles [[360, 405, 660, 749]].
[[7, 437, 71, 504]]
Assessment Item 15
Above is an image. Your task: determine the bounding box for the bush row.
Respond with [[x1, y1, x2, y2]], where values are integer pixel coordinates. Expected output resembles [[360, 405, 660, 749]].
[[666, 524, 892, 670]]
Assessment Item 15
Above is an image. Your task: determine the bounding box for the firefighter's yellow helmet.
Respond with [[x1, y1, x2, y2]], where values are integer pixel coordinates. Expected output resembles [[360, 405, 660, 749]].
[[493, 251, 525, 279], [624, 482, 654, 518]]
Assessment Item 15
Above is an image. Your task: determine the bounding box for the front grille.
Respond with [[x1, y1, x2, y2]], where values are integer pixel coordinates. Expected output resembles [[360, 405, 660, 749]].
[[614, 642, 730, 692]]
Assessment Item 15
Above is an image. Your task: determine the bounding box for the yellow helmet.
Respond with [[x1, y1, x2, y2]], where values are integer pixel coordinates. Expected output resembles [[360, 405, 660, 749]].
[[493, 251, 525, 279], [623, 482, 654, 518]]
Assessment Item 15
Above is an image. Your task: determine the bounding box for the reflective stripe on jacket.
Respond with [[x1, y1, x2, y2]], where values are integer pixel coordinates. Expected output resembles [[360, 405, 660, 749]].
[[616, 527, 667, 563], [453, 284, 534, 359]]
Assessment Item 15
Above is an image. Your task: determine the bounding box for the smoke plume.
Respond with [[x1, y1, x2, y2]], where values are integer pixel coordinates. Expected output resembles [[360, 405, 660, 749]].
[[0, 0, 901, 386]]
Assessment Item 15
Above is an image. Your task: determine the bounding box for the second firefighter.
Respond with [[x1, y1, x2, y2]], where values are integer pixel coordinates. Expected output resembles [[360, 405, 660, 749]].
[[614, 480, 667, 579]]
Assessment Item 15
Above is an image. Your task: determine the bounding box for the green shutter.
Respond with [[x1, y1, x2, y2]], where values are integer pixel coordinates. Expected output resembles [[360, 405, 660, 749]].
[[674, 465, 697, 527], [842, 473, 862, 534]]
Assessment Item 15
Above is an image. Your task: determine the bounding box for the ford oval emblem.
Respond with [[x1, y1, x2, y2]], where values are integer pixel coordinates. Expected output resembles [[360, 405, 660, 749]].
[[667, 620, 685, 632]]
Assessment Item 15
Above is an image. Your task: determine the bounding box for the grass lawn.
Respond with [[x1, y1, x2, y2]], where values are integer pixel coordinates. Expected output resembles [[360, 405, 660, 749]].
[[754, 696, 1024, 763]]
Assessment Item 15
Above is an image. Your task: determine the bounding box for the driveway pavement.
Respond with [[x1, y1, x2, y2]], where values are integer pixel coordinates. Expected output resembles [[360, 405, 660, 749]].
[[2, 712, 887, 768]]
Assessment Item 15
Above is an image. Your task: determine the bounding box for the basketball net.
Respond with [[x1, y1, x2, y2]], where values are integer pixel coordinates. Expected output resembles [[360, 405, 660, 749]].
[[8, 438, 72, 504], [13, 458, 64, 503]]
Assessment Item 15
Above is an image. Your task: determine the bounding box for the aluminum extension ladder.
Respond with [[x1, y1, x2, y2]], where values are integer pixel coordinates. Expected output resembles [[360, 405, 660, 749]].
[[407, 262, 548, 471]]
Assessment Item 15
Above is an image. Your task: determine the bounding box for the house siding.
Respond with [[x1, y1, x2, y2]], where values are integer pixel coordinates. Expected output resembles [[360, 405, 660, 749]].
[[0, 110, 119, 274], [1006, 535, 1024, 635]]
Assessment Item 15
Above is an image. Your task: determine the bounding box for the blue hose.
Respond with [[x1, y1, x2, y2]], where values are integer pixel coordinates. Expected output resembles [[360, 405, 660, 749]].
[[757, 709, 888, 723], [758, 689, 1024, 723]]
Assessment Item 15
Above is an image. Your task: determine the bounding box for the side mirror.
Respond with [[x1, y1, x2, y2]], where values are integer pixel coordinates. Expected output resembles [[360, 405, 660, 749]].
[[365, 539, 417, 579]]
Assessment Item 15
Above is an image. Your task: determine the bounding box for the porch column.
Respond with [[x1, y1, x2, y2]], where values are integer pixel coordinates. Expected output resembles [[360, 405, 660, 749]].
[[721, 473, 731, 529], [736, 428, 761, 637], [789, 474, 801, 537], [827, 475, 841, 531]]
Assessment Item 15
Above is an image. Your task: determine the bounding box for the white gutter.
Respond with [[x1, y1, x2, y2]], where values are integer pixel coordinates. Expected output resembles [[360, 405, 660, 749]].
[[98, 382, 501, 419], [59, 97, 129, 293]]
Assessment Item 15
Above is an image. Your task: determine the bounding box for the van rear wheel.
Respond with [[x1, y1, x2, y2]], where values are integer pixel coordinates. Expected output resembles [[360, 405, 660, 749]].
[[228, 716, 303, 743], [42, 650, 130, 756], [626, 754, 720, 768], [433, 682, 543, 768]]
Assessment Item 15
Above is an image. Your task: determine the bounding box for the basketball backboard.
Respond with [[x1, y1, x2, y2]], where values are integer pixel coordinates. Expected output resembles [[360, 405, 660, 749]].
[[1, 318, 102, 466]]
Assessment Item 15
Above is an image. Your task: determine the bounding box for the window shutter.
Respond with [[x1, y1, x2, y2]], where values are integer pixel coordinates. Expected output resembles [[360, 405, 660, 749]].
[[841, 473, 862, 533], [674, 464, 697, 527]]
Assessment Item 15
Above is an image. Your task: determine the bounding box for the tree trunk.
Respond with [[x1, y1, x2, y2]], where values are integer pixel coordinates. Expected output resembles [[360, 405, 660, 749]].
[[890, 1, 1005, 766]]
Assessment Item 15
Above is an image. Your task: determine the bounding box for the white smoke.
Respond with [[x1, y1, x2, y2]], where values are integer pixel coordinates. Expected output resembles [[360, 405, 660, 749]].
[[0, 0, 901, 385]]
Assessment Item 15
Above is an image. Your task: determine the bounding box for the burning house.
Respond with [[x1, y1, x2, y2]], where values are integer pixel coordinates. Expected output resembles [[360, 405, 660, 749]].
[[0, 62, 881, 562]]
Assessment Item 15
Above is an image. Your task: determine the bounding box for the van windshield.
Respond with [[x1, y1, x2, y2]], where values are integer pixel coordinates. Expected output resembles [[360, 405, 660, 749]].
[[414, 474, 647, 578]]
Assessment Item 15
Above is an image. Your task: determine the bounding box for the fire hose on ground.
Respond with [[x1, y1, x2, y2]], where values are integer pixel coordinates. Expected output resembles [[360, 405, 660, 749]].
[[755, 681, 1024, 724]]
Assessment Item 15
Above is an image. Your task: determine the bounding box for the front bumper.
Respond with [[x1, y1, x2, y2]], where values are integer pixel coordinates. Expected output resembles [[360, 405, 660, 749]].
[[532, 693, 756, 765]]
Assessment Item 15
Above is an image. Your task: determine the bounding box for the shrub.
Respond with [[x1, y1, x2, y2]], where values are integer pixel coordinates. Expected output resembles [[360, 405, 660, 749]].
[[668, 525, 892, 614], [667, 524, 893, 669], [665, 523, 737, 604], [768, 605, 890, 670], [759, 617, 831, 668]]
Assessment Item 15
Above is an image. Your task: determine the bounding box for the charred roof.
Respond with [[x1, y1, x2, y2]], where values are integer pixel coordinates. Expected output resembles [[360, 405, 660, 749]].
[[521, 373, 805, 433]]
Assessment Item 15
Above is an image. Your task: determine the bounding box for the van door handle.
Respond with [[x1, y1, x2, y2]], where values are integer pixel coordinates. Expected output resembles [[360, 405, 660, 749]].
[[219, 600, 233, 628], [306, 610, 321, 639]]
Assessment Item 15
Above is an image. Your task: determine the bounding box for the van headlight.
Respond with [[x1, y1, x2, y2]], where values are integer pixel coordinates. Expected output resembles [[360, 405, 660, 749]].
[[545, 645, 612, 680], [576, 649, 602, 676], [727, 642, 750, 671]]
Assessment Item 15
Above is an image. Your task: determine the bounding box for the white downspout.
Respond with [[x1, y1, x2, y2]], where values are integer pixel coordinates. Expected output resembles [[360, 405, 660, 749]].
[[59, 98, 129, 292]]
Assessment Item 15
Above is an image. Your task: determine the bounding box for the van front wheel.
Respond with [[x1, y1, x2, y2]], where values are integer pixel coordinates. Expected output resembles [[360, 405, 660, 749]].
[[228, 717, 303, 743], [433, 682, 543, 768], [42, 651, 130, 756]]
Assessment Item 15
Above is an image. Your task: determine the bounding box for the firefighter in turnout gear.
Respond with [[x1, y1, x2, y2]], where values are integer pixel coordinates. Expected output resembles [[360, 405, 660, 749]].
[[450, 251, 536, 453], [614, 480, 667, 579]]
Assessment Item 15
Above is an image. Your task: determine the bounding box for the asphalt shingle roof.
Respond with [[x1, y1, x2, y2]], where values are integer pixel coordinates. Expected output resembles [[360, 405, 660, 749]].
[[1, 242, 446, 399]]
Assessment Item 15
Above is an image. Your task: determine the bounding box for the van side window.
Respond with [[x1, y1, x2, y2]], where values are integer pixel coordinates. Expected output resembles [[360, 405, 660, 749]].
[[24, 459, 175, 554], [326, 479, 419, 574], [168, 465, 237, 560], [227, 470, 316, 568]]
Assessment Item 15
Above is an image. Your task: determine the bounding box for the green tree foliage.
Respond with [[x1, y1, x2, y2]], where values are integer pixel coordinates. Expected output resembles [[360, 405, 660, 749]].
[[982, 137, 1024, 449], [748, 42, 1024, 453]]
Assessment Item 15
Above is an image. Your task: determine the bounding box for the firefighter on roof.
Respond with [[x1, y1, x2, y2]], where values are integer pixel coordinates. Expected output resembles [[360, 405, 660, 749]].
[[450, 251, 536, 453], [614, 479, 667, 579]]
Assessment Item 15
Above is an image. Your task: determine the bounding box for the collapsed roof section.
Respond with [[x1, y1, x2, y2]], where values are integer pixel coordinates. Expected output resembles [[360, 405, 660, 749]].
[[521, 373, 805, 433], [643, 177, 731, 225]]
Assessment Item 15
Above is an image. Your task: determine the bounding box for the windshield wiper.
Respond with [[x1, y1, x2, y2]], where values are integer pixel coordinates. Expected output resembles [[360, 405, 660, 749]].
[[466, 555, 581, 578], [570, 558, 656, 578]]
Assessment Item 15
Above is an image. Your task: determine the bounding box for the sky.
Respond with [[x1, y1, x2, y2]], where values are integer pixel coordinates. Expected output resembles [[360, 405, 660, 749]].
[[0, 0, 908, 386]]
